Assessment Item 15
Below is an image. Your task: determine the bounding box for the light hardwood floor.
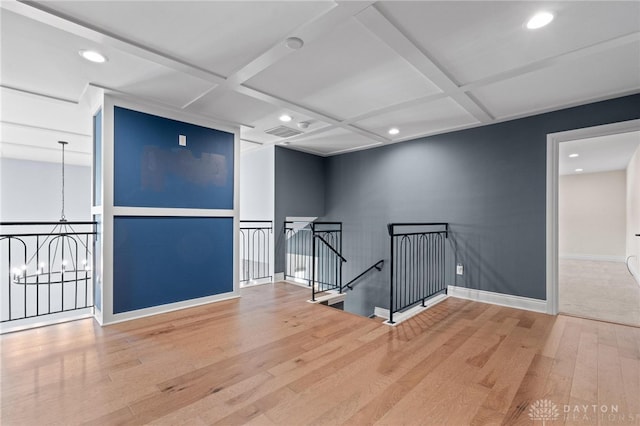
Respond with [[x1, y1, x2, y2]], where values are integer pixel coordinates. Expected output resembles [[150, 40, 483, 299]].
[[2, 282, 639, 425], [559, 259, 640, 327]]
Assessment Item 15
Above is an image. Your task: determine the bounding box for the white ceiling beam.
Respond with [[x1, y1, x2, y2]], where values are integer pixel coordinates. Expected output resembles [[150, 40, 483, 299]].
[[236, 85, 389, 143], [8, 1, 226, 85], [461, 32, 640, 92], [218, 1, 376, 91], [355, 4, 494, 123]]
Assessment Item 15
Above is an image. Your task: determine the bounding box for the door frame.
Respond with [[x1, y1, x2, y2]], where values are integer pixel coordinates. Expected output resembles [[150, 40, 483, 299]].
[[546, 119, 640, 315]]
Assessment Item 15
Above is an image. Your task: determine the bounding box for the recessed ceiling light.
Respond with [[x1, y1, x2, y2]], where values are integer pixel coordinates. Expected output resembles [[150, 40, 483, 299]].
[[279, 114, 292, 122], [281, 141, 291, 145], [285, 37, 304, 50], [569, 153, 579, 158], [526, 12, 554, 29], [575, 168, 583, 172], [79, 50, 107, 63], [388, 128, 400, 135]]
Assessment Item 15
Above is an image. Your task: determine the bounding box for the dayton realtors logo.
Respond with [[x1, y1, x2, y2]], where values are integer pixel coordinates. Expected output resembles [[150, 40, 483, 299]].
[[529, 400, 640, 424], [529, 399, 560, 425]]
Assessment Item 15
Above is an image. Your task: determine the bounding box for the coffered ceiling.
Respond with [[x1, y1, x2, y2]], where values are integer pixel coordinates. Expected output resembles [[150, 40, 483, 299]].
[[1, 1, 639, 162]]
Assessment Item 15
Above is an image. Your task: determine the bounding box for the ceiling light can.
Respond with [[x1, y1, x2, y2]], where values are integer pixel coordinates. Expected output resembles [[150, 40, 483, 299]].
[[79, 50, 107, 63], [285, 37, 304, 50], [388, 128, 400, 135], [526, 11, 554, 29]]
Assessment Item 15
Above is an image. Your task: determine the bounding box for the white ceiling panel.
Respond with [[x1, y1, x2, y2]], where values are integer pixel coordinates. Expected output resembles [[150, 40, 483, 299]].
[[0, 87, 92, 135], [187, 89, 278, 127], [118, 72, 215, 109], [355, 97, 479, 140], [38, 1, 335, 77], [559, 131, 640, 175], [0, 9, 212, 105], [377, 1, 640, 85], [247, 18, 441, 120], [471, 42, 640, 119], [291, 128, 381, 155]]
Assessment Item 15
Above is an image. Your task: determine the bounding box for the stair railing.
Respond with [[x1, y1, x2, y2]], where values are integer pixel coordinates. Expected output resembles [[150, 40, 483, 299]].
[[387, 223, 448, 324], [310, 222, 344, 301], [239, 220, 272, 285], [344, 259, 384, 290]]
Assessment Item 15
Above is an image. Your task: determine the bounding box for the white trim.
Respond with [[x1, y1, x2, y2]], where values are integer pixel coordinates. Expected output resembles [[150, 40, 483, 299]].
[[102, 95, 115, 324], [559, 254, 626, 262], [103, 292, 240, 325], [307, 291, 345, 305], [546, 119, 640, 316], [374, 306, 389, 319], [380, 293, 449, 326], [112, 207, 234, 217], [283, 279, 312, 289], [94, 306, 103, 325], [0, 309, 94, 335], [448, 286, 547, 314], [274, 272, 285, 282]]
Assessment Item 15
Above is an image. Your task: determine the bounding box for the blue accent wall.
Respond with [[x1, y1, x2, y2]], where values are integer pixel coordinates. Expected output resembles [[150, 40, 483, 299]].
[[113, 216, 233, 314], [113, 107, 234, 209]]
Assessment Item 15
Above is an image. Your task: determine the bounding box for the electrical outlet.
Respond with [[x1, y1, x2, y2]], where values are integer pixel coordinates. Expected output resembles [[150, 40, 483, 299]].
[[456, 264, 464, 275], [179, 134, 187, 146]]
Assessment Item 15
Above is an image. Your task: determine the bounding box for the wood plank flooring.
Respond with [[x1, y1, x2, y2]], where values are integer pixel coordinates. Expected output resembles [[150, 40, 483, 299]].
[[2, 282, 639, 425]]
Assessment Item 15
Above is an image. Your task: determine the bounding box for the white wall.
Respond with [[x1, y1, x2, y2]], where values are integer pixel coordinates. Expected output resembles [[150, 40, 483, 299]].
[[239, 145, 274, 220], [626, 145, 640, 281], [0, 157, 91, 221], [559, 170, 626, 260]]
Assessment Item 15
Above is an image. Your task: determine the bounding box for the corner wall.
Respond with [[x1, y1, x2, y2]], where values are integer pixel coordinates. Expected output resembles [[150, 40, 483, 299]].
[[274, 146, 325, 274]]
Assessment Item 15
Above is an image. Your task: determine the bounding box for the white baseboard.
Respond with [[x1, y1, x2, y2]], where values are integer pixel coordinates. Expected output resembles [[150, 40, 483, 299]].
[[374, 306, 389, 319], [448, 285, 547, 314], [375, 293, 449, 326], [560, 254, 625, 262], [308, 291, 344, 305], [0, 309, 94, 335], [274, 272, 285, 282], [283, 279, 312, 289], [103, 291, 240, 326]]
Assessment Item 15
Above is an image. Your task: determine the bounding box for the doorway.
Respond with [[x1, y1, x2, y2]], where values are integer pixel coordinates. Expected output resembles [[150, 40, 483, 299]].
[[546, 119, 640, 326]]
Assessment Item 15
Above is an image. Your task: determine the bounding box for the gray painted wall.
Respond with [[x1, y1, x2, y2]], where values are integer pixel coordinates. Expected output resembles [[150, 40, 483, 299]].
[[1, 157, 91, 222], [274, 146, 325, 273], [322, 94, 640, 317]]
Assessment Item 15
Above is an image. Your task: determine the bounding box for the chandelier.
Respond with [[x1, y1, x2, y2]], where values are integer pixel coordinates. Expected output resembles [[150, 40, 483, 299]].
[[10, 141, 92, 286]]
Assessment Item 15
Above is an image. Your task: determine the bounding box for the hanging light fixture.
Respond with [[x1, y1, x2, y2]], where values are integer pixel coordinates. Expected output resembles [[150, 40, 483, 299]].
[[11, 141, 92, 286]]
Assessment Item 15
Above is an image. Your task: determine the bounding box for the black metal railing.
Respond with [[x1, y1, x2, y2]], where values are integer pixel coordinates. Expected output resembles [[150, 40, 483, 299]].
[[0, 221, 97, 323], [344, 259, 384, 291], [239, 220, 272, 285], [387, 223, 448, 324], [311, 222, 344, 301], [284, 221, 342, 291]]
